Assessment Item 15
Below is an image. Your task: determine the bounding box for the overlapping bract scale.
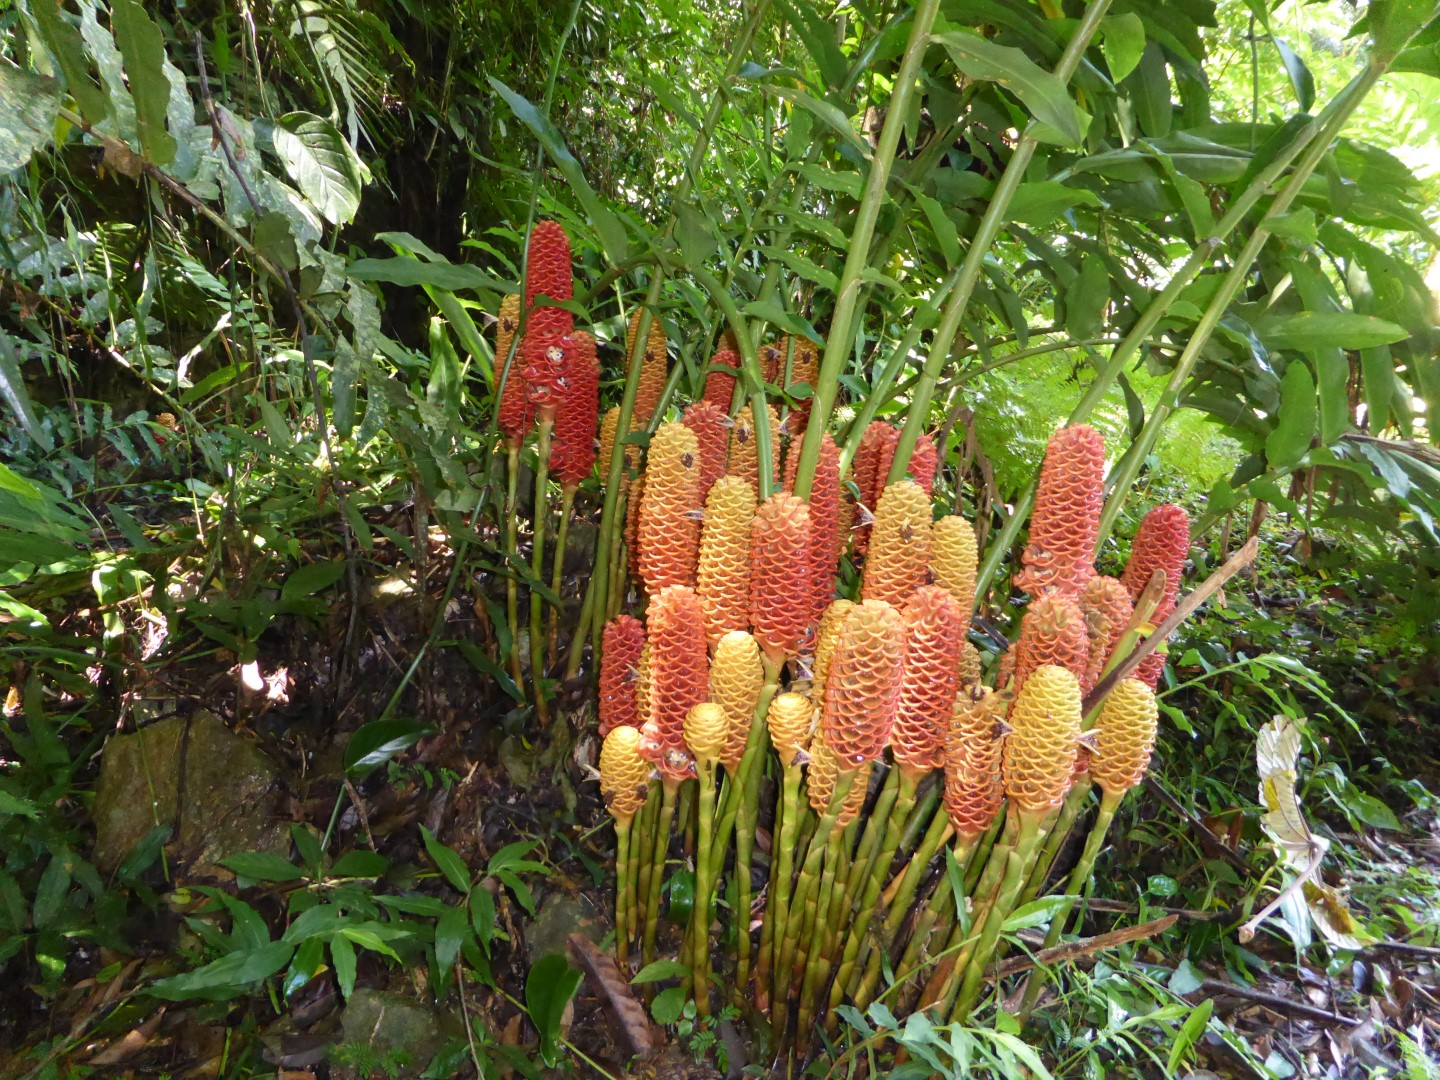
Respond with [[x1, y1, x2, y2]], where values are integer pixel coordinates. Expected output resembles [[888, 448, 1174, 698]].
[[550, 331, 599, 486], [875, 431, 937, 497], [1012, 594, 1090, 694], [750, 493, 813, 662], [786, 434, 842, 621], [891, 586, 964, 773], [861, 480, 931, 607], [521, 331, 567, 411], [930, 515, 978, 615], [703, 348, 740, 411], [806, 736, 870, 828], [600, 726, 649, 821], [524, 220, 574, 340], [850, 422, 900, 555], [812, 598, 854, 716], [598, 405, 623, 479], [1121, 504, 1190, 688], [684, 702, 730, 767], [767, 691, 814, 768], [944, 685, 1009, 839], [820, 599, 905, 767], [783, 335, 820, 434], [709, 631, 764, 773], [682, 401, 729, 501], [495, 293, 530, 443], [696, 476, 756, 646], [628, 309, 668, 428], [1089, 678, 1158, 795], [1080, 576, 1135, 690], [727, 404, 780, 493], [636, 422, 701, 594], [1015, 425, 1105, 599], [1002, 665, 1083, 813], [599, 615, 644, 736], [642, 586, 708, 780]]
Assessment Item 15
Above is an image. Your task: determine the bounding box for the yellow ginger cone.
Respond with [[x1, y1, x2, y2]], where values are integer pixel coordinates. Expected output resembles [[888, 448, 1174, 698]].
[[820, 599, 905, 768], [811, 598, 855, 712], [727, 404, 780, 492], [957, 641, 982, 691], [695, 476, 756, 647], [600, 726, 650, 821], [861, 480, 931, 607], [628, 309, 668, 428], [1002, 665, 1083, 813], [767, 691, 815, 768], [944, 685, 1010, 839], [931, 515, 978, 615], [636, 422, 702, 594], [710, 631, 765, 775], [598, 405, 624, 478], [684, 702, 730, 767], [1088, 678, 1157, 797]]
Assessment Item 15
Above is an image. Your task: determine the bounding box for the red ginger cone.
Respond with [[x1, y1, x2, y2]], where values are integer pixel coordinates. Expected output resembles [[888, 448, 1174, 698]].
[[820, 599, 905, 768], [1015, 424, 1106, 600], [599, 615, 645, 736], [785, 432, 843, 623], [783, 335, 820, 435], [550, 331, 600, 486], [891, 585, 965, 773], [524, 220, 574, 340], [636, 422, 702, 594], [703, 348, 740, 412], [749, 493, 813, 663], [1121, 503, 1190, 688], [1012, 593, 1090, 695], [682, 401, 729, 501], [876, 430, 938, 497], [495, 294, 531, 444], [522, 330, 567, 411], [639, 585, 708, 781], [849, 422, 900, 555]]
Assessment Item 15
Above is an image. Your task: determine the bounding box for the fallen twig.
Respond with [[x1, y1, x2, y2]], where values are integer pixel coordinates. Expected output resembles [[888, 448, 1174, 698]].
[[1193, 977, 1358, 1026], [1143, 774, 1255, 879], [996, 915, 1178, 978]]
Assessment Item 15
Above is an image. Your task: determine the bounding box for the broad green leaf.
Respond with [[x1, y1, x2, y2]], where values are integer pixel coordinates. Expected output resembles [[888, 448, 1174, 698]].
[[421, 824, 471, 894], [330, 933, 357, 999], [0, 63, 61, 173], [343, 718, 433, 779], [32, 854, 71, 928], [1008, 181, 1101, 225], [1273, 38, 1315, 112], [1265, 361, 1316, 469], [1253, 312, 1408, 352], [769, 85, 872, 161], [148, 940, 293, 1000], [434, 903, 468, 980], [933, 31, 1084, 146], [1063, 254, 1109, 339], [779, 0, 848, 89], [271, 113, 366, 224], [219, 851, 304, 884], [909, 186, 960, 266], [630, 959, 690, 984], [32, 0, 109, 124], [282, 560, 346, 601], [1168, 999, 1213, 1075], [651, 985, 687, 1025], [1125, 42, 1172, 138], [110, 0, 176, 165], [1360, 346, 1396, 432], [329, 850, 389, 878], [1100, 13, 1146, 82], [284, 935, 326, 999], [526, 953, 583, 1066]]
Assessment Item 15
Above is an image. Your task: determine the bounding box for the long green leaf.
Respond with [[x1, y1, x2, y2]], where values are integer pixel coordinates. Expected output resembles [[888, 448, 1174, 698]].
[[933, 30, 1084, 145], [110, 0, 176, 165]]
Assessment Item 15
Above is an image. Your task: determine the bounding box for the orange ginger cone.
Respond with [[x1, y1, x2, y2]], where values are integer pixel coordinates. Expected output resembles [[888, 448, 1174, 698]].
[[727, 403, 780, 493], [1121, 504, 1190, 689], [695, 476, 755, 647], [628, 309, 668, 429], [783, 335, 820, 436], [876, 430, 937, 496], [1011, 594, 1090, 695], [1014, 424, 1105, 600], [598, 405, 624, 479], [683, 401, 729, 501], [1080, 576, 1134, 690], [891, 586, 965, 776], [640, 586, 708, 782], [495, 293, 530, 444], [849, 422, 900, 556], [811, 598, 854, 714], [749, 493, 813, 665], [820, 599, 905, 768], [786, 432, 843, 622], [944, 685, 1011, 839], [636, 422, 702, 594], [599, 615, 645, 736], [704, 348, 741, 412], [860, 480, 931, 607]]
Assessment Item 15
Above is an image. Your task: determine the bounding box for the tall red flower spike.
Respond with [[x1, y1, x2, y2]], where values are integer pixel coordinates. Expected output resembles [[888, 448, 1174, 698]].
[[784, 432, 843, 623], [524, 220, 573, 340], [1014, 424, 1106, 600], [875, 431, 938, 497], [891, 586, 965, 774], [682, 401, 729, 501], [703, 348, 741, 412], [849, 422, 901, 556], [1121, 503, 1190, 688], [1080, 575, 1134, 690], [749, 493, 813, 664], [550, 331, 600, 486], [522, 330, 567, 411], [821, 599, 905, 767], [643, 586, 709, 780], [599, 615, 645, 736], [1011, 594, 1091, 695], [495, 294, 530, 445]]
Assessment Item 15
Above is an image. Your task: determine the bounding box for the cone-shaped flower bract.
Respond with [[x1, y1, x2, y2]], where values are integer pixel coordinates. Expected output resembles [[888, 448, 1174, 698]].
[[636, 422, 702, 594], [727, 404, 780, 493], [683, 401, 729, 501], [821, 599, 905, 768], [642, 586, 708, 780], [812, 598, 854, 715], [599, 615, 645, 736], [524, 220, 574, 340], [892, 586, 965, 773], [767, 691, 814, 768], [634, 642, 652, 739], [624, 471, 645, 571], [684, 702, 730, 767], [703, 348, 740, 411], [1002, 664, 1083, 813], [807, 735, 870, 827], [710, 630, 764, 774], [784, 335, 820, 435], [598, 405, 623, 479], [850, 422, 900, 556], [876, 431, 937, 497], [931, 515, 978, 615], [628, 309, 668, 429], [522, 330, 567, 410], [861, 480, 931, 607], [1080, 576, 1135, 690], [1012, 594, 1090, 695], [945, 685, 1009, 839], [758, 341, 785, 385], [495, 293, 530, 443], [1089, 678, 1158, 796], [1121, 504, 1190, 689], [600, 725, 650, 821], [958, 641, 982, 690], [786, 433, 843, 622], [551, 331, 600, 486], [750, 493, 813, 662], [1015, 424, 1105, 599], [696, 476, 756, 647]]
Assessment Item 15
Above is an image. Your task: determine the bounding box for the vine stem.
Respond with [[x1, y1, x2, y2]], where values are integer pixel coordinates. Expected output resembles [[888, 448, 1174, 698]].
[[528, 415, 554, 725], [547, 485, 577, 668]]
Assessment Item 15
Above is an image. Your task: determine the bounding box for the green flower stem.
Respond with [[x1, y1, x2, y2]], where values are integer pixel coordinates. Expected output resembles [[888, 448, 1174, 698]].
[[690, 760, 720, 1016], [885, 835, 978, 1017], [1021, 778, 1092, 905], [732, 729, 771, 1002], [795, 830, 851, 1046], [642, 777, 680, 965], [614, 816, 633, 966], [504, 444, 524, 691], [547, 485, 576, 669], [1018, 789, 1123, 1022], [708, 659, 783, 882], [529, 416, 554, 726], [562, 550, 596, 679], [633, 780, 660, 943], [754, 763, 801, 1006], [677, 779, 695, 859], [952, 811, 1048, 1020], [887, 0, 1112, 488], [839, 766, 906, 915], [790, 0, 944, 500]]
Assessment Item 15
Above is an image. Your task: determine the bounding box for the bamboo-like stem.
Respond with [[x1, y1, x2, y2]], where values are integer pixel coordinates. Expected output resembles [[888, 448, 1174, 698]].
[[1018, 789, 1123, 1021], [528, 416, 554, 725], [795, 830, 850, 1045], [952, 811, 1048, 1020], [547, 485, 577, 669], [614, 817, 633, 966], [563, 556, 596, 680], [887, 0, 1112, 488], [1021, 777, 1092, 904], [791, 0, 944, 499], [677, 780, 696, 859], [732, 730, 770, 1000], [690, 761, 720, 1016], [887, 835, 978, 1015], [643, 777, 680, 965], [709, 658, 784, 882], [628, 786, 654, 943], [839, 766, 905, 915], [760, 764, 805, 1008], [754, 763, 792, 1005], [504, 444, 524, 690]]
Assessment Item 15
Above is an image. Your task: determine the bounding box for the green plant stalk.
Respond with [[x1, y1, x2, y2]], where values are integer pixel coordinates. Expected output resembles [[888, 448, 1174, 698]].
[[795, 830, 851, 1044], [839, 766, 906, 910], [754, 761, 793, 1003], [886, 0, 1112, 487], [528, 416, 554, 725], [829, 768, 920, 1014], [1021, 777, 1092, 905], [632, 780, 660, 943], [1017, 788, 1123, 1022], [590, 0, 774, 658], [709, 659, 783, 882], [952, 811, 1048, 1020], [547, 485, 577, 669], [974, 61, 1390, 604], [677, 779, 696, 859], [885, 835, 979, 1017], [504, 444, 524, 690], [731, 735, 770, 1002], [774, 769, 859, 1043], [563, 551, 597, 679], [690, 759, 720, 1016], [761, 763, 805, 1008], [614, 816, 633, 966], [643, 777, 680, 965], [791, 0, 944, 500]]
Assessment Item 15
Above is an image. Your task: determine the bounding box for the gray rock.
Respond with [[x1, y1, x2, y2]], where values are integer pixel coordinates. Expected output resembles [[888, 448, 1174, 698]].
[[526, 889, 606, 964], [338, 988, 457, 1078], [92, 711, 288, 876]]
